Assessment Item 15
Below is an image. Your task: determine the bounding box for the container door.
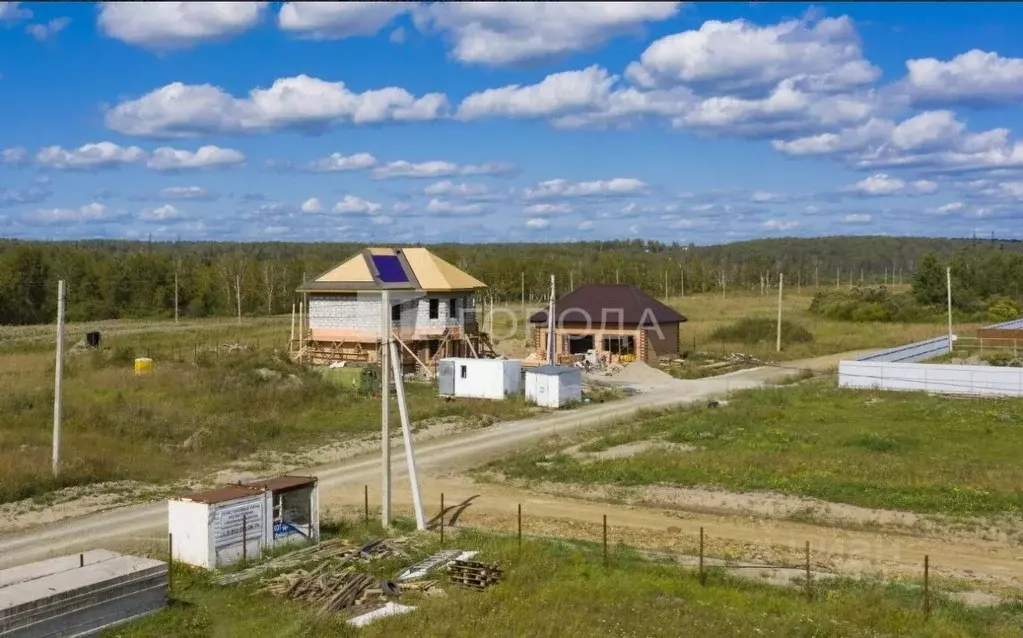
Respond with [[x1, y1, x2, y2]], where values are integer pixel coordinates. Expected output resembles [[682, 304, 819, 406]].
[[438, 360, 455, 396]]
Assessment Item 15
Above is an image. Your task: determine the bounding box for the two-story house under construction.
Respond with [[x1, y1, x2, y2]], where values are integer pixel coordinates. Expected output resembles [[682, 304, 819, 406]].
[[294, 247, 490, 374]]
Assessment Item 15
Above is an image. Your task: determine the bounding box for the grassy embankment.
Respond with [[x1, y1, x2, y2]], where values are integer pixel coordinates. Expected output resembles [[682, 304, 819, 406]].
[[489, 381, 1023, 517], [0, 317, 620, 504], [112, 525, 1023, 637]]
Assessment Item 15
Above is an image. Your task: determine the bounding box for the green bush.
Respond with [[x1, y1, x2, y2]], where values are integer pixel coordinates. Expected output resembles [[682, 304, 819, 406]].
[[809, 286, 933, 323], [986, 297, 1021, 323], [709, 317, 813, 345]]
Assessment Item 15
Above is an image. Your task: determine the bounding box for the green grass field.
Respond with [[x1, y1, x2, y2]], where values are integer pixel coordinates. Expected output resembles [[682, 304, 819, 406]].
[[111, 526, 1023, 637], [490, 381, 1023, 516], [0, 318, 568, 504]]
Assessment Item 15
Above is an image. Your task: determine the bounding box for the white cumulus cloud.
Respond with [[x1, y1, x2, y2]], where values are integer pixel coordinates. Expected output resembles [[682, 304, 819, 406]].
[[425, 198, 484, 216], [105, 75, 449, 138], [625, 16, 878, 94], [140, 204, 185, 221], [25, 202, 112, 223], [525, 217, 551, 230], [147, 145, 245, 171], [278, 2, 411, 39], [98, 2, 267, 49], [843, 213, 871, 223], [415, 2, 681, 67], [1, 147, 28, 165], [523, 177, 646, 199], [26, 16, 70, 41], [333, 195, 382, 215], [373, 160, 515, 179], [424, 180, 490, 197], [160, 186, 216, 200], [301, 197, 324, 213], [458, 66, 617, 119], [306, 152, 377, 172], [904, 50, 1023, 107], [35, 142, 146, 170], [523, 203, 572, 217], [0, 2, 31, 22]]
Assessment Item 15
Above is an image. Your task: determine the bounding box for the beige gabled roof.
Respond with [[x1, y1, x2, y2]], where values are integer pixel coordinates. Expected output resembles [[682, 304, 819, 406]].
[[298, 246, 485, 293], [402, 247, 486, 291], [316, 255, 374, 283]]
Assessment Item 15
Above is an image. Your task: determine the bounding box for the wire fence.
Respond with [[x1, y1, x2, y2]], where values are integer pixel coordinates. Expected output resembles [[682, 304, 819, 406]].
[[348, 489, 938, 619]]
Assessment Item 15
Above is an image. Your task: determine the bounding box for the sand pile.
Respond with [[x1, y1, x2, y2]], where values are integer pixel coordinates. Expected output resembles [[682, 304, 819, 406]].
[[612, 361, 676, 386]]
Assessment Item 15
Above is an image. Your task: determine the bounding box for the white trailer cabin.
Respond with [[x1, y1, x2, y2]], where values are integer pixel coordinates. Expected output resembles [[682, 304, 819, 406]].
[[168, 475, 319, 570], [525, 365, 583, 408], [438, 357, 521, 400]]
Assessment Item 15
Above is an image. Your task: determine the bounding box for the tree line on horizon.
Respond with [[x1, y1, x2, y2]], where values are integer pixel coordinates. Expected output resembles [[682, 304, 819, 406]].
[[1, 235, 1021, 326]]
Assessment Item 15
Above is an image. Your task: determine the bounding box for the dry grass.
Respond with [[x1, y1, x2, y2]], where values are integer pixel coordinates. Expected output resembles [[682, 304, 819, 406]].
[[0, 319, 540, 504], [489, 287, 982, 362]]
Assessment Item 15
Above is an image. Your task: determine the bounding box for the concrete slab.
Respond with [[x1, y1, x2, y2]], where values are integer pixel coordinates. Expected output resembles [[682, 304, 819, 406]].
[[0, 551, 121, 589]]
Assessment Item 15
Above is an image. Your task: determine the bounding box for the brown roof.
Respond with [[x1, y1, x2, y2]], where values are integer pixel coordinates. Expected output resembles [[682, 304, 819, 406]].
[[529, 284, 687, 327], [181, 485, 262, 505], [243, 476, 317, 492], [179, 475, 317, 504]]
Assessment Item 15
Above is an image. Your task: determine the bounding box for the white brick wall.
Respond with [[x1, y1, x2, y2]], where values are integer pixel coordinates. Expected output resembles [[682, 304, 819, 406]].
[[308, 293, 475, 334]]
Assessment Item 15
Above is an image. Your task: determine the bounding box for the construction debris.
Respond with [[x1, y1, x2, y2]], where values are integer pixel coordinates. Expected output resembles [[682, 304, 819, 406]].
[[215, 537, 408, 586], [262, 567, 377, 615], [347, 602, 418, 627], [396, 549, 477, 581], [447, 559, 503, 591]]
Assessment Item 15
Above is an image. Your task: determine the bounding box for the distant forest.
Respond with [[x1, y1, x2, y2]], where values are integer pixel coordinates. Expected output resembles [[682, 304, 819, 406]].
[[1, 235, 1022, 326]]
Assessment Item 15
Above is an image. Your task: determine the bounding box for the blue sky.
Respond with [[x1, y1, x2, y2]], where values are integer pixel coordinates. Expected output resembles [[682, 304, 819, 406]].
[[2, 1, 1023, 244]]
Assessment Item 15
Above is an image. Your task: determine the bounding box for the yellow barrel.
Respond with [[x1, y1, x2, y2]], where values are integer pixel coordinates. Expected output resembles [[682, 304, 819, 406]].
[[134, 357, 153, 375]]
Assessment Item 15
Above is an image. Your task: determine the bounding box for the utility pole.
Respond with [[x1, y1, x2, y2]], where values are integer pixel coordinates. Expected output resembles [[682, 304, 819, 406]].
[[836, 267, 840, 289], [615, 268, 620, 284], [720, 270, 725, 299], [776, 273, 784, 353], [570, 270, 574, 291], [946, 266, 953, 353], [174, 268, 179, 324], [814, 262, 819, 289], [679, 266, 685, 299], [664, 270, 668, 299], [520, 272, 525, 321], [53, 280, 66, 476], [381, 289, 391, 527], [235, 274, 241, 325], [547, 275, 556, 365]]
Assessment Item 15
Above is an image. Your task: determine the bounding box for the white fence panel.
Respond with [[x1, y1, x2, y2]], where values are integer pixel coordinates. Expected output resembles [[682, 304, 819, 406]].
[[839, 360, 1023, 397]]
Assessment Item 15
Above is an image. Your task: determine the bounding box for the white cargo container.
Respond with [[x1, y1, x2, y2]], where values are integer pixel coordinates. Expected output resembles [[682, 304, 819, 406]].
[[525, 365, 583, 408], [437, 357, 521, 400], [168, 476, 319, 570]]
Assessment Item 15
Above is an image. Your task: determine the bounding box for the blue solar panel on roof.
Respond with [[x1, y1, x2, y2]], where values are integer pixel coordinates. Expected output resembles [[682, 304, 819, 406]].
[[371, 254, 409, 283]]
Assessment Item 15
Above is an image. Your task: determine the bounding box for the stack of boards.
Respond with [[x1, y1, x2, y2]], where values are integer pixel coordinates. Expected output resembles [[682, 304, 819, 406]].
[[0, 550, 167, 637]]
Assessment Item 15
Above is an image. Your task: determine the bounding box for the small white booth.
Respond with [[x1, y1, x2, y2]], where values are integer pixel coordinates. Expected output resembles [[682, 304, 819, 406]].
[[438, 357, 521, 400], [525, 364, 583, 408], [168, 475, 319, 570]]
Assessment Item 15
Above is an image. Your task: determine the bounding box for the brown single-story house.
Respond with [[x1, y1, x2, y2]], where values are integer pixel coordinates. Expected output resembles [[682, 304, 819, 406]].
[[529, 284, 687, 365]]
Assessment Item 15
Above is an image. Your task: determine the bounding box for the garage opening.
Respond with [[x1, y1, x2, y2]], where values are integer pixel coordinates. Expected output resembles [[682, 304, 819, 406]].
[[568, 334, 594, 354], [602, 335, 635, 355]]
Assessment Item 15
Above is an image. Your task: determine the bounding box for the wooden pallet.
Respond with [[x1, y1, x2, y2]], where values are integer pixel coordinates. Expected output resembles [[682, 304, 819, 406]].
[[447, 560, 502, 591]]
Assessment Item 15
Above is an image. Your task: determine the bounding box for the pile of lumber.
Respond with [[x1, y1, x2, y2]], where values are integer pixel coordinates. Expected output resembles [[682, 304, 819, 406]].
[[262, 566, 378, 615], [217, 537, 406, 586], [447, 560, 502, 591]]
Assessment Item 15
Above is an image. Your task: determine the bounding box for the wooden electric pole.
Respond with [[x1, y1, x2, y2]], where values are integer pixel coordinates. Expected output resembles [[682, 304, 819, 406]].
[[53, 280, 66, 476], [776, 273, 783, 353], [235, 274, 242, 325]]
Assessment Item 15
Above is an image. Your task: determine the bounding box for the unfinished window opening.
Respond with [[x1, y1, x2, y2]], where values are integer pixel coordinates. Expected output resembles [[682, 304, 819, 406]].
[[273, 489, 312, 540], [391, 303, 401, 322], [448, 297, 457, 319], [428, 339, 441, 357], [569, 334, 595, 354], [429, 298, 440, 319], [602, 335, 635, 355], [460, 365, 467, 379]]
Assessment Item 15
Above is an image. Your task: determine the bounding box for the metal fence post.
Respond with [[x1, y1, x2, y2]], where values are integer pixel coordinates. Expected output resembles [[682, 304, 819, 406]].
[[699, 527, 705, 585], [517, 503, 522, 554], [364, 485, 369, 525], [440, 493, 445, 546], [805, 541, 812, 602], [602, 514, 608, 568], [924, 555, 930, 619]]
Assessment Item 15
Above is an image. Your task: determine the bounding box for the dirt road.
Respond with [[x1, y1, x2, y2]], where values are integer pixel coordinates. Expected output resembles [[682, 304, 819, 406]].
[[323, 475, 1023, 591], [0, 351, 861, 570]]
